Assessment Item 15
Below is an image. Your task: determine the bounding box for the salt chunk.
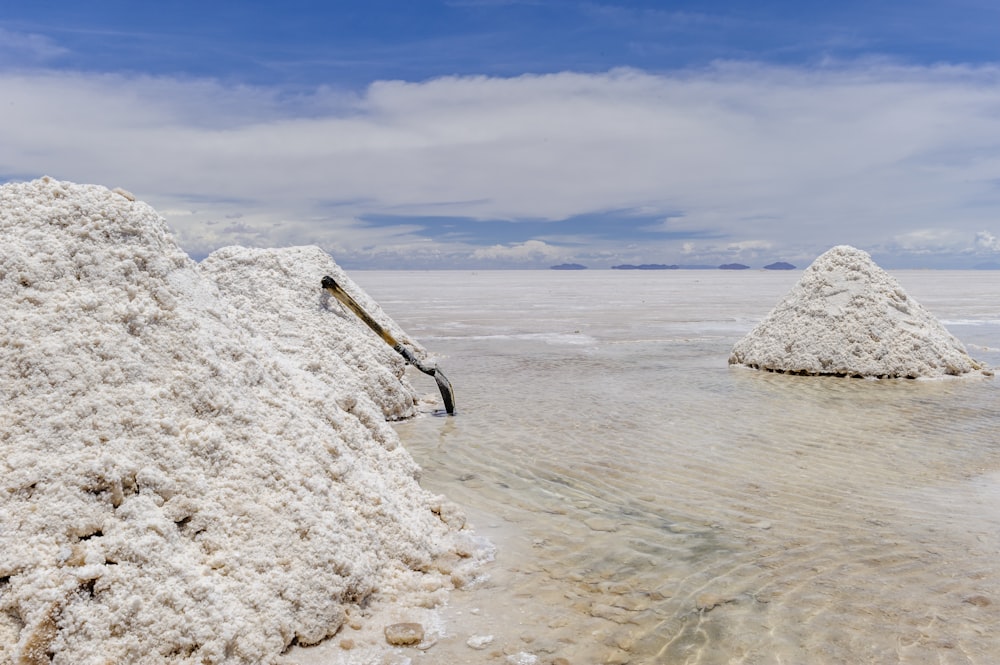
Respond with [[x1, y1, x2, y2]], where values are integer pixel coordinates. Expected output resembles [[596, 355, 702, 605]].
[[384, 622, 425, 646], [466, 634, 494, 649], [584, 517, 619, 532]]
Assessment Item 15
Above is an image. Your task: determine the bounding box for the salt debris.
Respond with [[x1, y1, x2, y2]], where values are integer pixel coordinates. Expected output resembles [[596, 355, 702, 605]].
[[466, 634, 495, 650], [729, 245, 991, 378], [383, 622, 424, 646], [0, 178, 470, 664]]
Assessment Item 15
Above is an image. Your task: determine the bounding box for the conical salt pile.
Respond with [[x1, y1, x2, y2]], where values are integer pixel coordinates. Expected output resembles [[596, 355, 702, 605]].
[[729, 245, 991, 378], [0, 178, 471, 664]]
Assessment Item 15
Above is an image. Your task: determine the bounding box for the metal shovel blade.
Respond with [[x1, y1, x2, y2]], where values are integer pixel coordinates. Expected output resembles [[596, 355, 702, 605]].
[[322, 275, 456, 415], [431, 368, 455, 416]]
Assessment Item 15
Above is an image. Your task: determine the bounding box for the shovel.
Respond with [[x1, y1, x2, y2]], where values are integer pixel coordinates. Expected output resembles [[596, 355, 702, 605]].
[[322, 275, 455, 415]]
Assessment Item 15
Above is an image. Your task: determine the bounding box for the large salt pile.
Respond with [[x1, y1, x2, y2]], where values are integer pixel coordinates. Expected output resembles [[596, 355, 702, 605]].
[[0, 178, 470, 664], [729, 245, 991, 378]]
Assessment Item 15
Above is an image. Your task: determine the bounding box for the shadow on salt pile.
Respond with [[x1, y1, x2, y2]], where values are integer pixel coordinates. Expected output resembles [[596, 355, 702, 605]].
[[729, 245, 993, 379]]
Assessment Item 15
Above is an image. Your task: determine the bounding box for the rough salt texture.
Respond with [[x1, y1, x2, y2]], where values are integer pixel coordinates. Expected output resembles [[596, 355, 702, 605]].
[[0, 178, 467, 665], [199, 245, 426, 421], [729, 245, 990, 378]]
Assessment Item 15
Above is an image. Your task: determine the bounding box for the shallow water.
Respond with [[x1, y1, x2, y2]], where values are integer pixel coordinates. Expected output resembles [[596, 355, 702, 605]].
[[355, 270, 1000, 664]]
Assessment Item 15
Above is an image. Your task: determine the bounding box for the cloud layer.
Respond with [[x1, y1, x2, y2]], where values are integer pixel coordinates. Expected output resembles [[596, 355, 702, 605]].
[[3, 63, 1000, 267]]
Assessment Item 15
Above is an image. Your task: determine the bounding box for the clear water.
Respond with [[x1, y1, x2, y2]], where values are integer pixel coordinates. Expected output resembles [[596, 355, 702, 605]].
[[354, 270, 1000, 665]]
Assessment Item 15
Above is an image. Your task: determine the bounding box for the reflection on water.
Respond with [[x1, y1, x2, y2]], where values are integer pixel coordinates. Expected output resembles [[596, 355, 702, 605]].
[[359, 270, 1000, 664]]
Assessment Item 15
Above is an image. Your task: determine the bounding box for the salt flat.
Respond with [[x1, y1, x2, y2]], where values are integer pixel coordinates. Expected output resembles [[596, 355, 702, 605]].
[[333, 268, 1000, 665]]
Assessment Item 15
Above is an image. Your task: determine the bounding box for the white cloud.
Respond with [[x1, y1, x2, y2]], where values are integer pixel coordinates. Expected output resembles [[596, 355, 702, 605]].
[[3, 63, 1000, 266], [725, 239, 773, 253], [889, 228, 968, 253], [671, 238, 796, 266], [0, 28, 68, 63], [976, 230, 1000, 252], [470, 239, 564, 263]]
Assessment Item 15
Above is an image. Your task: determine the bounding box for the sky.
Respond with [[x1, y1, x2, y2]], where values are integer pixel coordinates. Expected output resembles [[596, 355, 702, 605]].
[[3, 1, 1000, 269]]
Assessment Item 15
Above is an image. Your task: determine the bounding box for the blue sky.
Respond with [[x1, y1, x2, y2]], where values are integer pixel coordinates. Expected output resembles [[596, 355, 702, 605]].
[[3, 1, 1000, 268]]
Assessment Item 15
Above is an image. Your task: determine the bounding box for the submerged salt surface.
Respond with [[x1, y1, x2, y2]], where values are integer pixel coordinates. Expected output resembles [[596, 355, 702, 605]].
[[345, 269, 1000, 665], [729, 245, 989, 378], [0, 179, 471, 664]]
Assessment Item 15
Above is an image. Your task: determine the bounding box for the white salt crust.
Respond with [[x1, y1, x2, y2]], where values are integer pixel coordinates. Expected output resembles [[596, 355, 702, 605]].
[[0, 178, 470, 664], [199, 245, 426, 421], [729, 245, 991, 378]]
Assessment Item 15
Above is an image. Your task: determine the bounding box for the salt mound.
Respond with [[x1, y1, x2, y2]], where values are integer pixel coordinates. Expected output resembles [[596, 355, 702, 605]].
[[199, 245, 426, 421], [0, 178, 468, 664], [729, 245, 990, 378]]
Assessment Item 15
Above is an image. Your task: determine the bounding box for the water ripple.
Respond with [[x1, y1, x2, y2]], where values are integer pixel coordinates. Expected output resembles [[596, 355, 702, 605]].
[[363, 270, 1000, 664]]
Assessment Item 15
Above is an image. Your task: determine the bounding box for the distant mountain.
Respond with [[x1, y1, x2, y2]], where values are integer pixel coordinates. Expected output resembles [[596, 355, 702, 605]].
[[974, 261, 1000, 270], [611, 263, 679, 270], [550, 263, 588, 270], [676, 264, 718, 270], [719, 263, 750, 270], [763, 261, 796, 270]]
